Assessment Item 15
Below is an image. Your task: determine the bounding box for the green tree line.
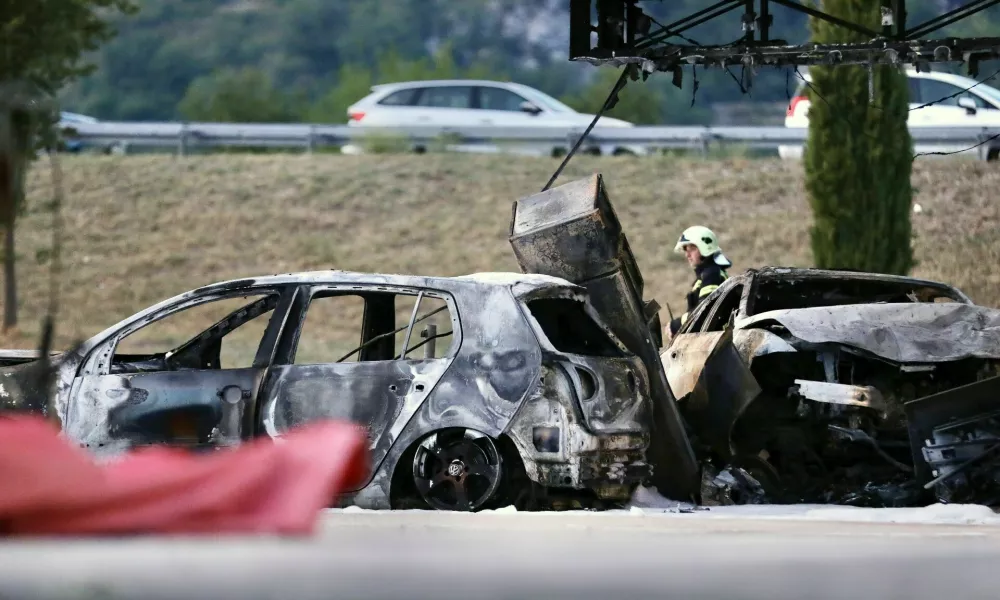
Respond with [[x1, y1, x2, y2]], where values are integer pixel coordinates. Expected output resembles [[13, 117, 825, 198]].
[[59, 0, 1000, 125]]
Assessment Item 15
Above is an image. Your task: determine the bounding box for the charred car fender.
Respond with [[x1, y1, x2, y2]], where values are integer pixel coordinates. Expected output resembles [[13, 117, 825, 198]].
[[502, 362, 651, 499]]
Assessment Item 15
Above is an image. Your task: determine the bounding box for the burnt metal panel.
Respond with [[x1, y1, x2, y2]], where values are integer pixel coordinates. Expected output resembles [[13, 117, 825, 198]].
[[904, 375, 1000, 484], [508, 174, 699, 501], [273, 279, 543, 508], [510, 174, 643, 300], [259, 360, 447, 490], [663, 331, 726, 402], [557, 354, 649, 435], [678, 326, 762, 461], [737, 303, 1000, 363], [106, 368, 261, 447]]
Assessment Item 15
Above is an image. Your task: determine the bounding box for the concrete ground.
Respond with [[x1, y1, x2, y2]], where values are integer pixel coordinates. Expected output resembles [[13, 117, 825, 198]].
[[2, 508, 1000, 600]]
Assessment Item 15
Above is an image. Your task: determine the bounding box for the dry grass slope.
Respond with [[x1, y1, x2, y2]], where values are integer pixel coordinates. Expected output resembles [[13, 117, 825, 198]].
[[3, 154, 998, 350]]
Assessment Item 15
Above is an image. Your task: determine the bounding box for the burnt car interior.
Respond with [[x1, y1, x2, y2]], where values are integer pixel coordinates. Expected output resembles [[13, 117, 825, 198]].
[[523, 298, 623, 358], [109, 293, 282, 374], [668, 271, 1000, 507], [289, 289, 455, 365], [747, 276, 966, 315]]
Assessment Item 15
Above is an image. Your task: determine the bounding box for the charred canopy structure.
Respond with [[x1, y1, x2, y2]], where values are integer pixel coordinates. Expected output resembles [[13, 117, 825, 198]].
[[569, 0, 1000, 77]]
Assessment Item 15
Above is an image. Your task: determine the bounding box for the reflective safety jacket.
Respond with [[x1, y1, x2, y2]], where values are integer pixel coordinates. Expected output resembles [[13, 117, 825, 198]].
[[669, 257, 729, 335]]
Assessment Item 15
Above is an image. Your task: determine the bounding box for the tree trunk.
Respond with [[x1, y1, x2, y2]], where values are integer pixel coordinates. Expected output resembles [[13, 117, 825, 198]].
[[3, 213, 15, 331], [0, 125, 13, 331], [0, 109, 28, 332]]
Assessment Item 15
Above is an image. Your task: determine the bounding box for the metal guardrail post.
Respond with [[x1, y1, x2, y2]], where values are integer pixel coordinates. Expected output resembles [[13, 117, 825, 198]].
[[698, 130, 710, 157], [178, 122, 188, 156], [307, 125, 316, 154]]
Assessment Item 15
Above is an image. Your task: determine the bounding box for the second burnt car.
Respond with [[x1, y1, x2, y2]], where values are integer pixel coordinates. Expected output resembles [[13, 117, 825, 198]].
[[0, 271, 653, 511], [661, 267, 1000, 506]]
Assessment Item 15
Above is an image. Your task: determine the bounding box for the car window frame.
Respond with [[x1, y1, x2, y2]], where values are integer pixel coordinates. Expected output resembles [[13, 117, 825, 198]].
[[274, 283, 463, 367], [676, 284, 721, 335], [79, 286, 295, 377], [410, 85, 475, 110], [917, 78, 968, 108], [702, 282, 746, 333], [741, 273, 972, 317], [376, 88, 422, 107], [475, 85, 533, 112]]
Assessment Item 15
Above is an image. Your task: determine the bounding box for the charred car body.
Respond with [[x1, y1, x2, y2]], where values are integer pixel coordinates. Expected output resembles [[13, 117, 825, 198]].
[[509, 174, 1000, 508], [0, 271, 654, 510], [7, 172, 999, 510], [662, 266, 1000, 506]]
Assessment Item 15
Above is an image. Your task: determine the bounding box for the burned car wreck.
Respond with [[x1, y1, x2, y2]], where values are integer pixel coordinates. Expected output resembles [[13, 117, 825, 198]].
[[0, 270, 657, 511], [510, 174, 1000, 509], [661, 267, 1000, 506], [5, 172, 1000, 512]]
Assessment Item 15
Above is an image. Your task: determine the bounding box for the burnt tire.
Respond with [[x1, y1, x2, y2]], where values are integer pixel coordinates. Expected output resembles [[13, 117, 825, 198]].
[[412, 428, 504, 511]]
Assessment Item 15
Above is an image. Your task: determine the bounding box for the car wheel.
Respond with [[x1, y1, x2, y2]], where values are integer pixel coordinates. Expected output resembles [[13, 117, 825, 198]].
[[412, 427, 503, 511], [612, 147, 636, 157], [988, 147, 999, 162]]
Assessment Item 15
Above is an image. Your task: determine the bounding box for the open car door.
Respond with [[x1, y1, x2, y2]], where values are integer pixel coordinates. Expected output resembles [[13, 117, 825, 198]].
[[64, 290, 291, 450], [661, 326, 761, 461]]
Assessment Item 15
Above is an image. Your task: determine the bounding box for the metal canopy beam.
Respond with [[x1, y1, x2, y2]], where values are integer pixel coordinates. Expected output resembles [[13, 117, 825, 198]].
[[569, 0, 1000, 70], [906, 0, 1000, 39], [573, 36, 1000, 72], [767, 0, 880, 39]]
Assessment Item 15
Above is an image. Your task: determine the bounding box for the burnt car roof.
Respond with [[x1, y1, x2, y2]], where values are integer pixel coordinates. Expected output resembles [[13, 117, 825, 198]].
[[75, 270, 586, 359], [191, 270, 582, 296], [748, 266, 965, 291]]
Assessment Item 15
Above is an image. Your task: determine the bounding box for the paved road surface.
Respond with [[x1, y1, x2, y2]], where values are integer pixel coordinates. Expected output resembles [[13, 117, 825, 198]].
[[2, 509, 999, 600]]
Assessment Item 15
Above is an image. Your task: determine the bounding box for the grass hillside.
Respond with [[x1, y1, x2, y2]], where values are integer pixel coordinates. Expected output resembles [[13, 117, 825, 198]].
[[4, 154, 999, 350]]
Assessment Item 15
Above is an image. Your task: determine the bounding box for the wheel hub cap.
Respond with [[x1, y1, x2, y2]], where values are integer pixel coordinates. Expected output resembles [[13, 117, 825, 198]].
[[447, 460, 465, 478]]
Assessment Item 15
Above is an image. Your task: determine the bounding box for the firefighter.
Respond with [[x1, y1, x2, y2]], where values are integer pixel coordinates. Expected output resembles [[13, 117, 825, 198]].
[[666, 225, 732, 339]]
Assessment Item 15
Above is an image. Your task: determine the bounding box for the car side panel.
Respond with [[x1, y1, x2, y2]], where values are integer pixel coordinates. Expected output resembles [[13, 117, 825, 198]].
[[346, 283, 544, 508], [258, 359, 452, 491]]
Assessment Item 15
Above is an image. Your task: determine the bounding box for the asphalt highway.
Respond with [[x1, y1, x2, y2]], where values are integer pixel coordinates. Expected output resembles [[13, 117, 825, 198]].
[[1, 509, 999, 600]]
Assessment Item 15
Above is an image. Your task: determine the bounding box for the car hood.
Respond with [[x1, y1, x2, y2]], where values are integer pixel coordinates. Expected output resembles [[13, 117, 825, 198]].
[[735, 303, 1000, 363]]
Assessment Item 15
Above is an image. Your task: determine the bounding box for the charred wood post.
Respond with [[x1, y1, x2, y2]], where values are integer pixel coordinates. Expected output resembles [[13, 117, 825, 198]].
[[0, 109, 19, 331], [0, 82, 53, 332]]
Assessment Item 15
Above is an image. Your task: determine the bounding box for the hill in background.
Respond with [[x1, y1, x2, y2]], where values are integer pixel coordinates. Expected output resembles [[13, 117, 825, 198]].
[[59, 0, 1000, 124]]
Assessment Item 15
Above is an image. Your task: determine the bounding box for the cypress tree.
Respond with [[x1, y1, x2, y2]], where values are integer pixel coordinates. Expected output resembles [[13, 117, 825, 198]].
[[804, 0, 914, 275]]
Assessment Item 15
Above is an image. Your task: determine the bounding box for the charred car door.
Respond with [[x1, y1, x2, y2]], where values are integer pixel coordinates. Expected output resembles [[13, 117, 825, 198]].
[[63, 288, 293, 450], [257, 284, 460, 491], [661, 281, 761, 459]]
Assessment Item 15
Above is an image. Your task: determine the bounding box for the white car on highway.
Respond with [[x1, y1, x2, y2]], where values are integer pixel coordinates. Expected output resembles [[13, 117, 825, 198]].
[[342, 79, 647, 157], [779, 69, 1000, 160]]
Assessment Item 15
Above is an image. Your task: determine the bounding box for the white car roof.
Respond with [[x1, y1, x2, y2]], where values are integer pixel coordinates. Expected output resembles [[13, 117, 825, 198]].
[[370, 79, 521, 92]]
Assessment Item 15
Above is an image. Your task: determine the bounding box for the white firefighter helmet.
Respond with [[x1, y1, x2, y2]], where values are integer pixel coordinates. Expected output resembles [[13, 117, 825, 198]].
[[674, 225, 731, 267]]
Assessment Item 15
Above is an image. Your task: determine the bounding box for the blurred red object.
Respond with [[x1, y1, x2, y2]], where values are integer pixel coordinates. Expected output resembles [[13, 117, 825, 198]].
[[0, 414, 368, 536]]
